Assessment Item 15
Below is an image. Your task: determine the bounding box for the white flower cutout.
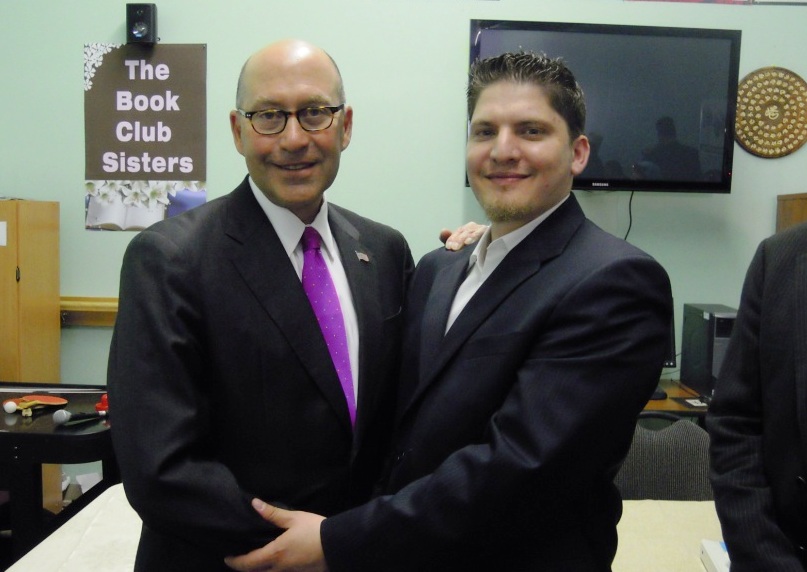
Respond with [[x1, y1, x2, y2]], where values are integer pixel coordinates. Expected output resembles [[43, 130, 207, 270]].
[[84, 43, 121, 91]]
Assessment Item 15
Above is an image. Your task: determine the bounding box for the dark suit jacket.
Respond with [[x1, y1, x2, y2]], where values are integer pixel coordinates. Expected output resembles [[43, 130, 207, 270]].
[[321, 194, 672, 572], [708, 223, 807, 571], [107, 178, 413, 571]]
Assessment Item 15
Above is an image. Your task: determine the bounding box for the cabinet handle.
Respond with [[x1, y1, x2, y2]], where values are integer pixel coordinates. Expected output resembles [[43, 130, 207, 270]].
[[16, 266, 20, 282]]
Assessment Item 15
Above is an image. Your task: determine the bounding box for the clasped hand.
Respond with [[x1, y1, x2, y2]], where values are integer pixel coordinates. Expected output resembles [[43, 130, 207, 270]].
[[224, 499, 328, 572]]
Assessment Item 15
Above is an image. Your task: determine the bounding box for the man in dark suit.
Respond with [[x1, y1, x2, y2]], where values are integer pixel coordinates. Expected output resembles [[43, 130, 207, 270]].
[[225, 52, 673, 572], [107, 39, 416, 571], [708, 223, 807, 571]]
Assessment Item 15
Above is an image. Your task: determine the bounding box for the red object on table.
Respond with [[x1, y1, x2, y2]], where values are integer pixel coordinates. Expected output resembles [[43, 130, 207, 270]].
[[95, 393, 109, 413]]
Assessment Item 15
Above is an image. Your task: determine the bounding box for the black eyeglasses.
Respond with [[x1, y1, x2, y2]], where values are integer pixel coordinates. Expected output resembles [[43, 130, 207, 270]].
[[236, 104, 345, 135]]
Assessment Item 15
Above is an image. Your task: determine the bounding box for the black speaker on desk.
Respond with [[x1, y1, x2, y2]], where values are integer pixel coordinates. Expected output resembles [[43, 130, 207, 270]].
[[681, 303, 736, 398]]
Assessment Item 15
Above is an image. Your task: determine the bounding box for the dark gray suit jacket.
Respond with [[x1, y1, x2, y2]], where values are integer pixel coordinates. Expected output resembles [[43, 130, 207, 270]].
[[321, 194, 673, 571], [709, 223, 807, 571], [108, 177, 413, 571]]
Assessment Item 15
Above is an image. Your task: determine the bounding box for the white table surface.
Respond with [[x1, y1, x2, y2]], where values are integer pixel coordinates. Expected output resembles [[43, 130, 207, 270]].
[[9, 484, 723, 572]]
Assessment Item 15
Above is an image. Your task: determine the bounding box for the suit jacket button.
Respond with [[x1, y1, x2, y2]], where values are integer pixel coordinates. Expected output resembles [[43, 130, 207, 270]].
[[394, 450, 408, 464]]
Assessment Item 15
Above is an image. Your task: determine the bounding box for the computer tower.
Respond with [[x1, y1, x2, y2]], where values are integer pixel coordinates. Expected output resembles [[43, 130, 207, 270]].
[[681, 303, 737, 398]]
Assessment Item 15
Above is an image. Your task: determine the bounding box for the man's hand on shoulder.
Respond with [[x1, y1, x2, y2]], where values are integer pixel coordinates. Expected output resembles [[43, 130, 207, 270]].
[[440, 221, 488, 251]]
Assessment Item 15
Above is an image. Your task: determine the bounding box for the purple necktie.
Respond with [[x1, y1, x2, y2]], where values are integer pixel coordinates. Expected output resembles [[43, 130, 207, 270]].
[[301, 227, 356, 426]]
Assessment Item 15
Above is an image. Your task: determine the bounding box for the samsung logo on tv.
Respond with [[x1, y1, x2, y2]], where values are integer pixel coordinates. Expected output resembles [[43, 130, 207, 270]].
[[592, 182, 610, 187]]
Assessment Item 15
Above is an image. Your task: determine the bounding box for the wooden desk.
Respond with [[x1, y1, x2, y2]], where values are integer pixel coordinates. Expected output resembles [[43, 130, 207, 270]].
[[0, 382, 118, 560], [644, 379, 708, 419]]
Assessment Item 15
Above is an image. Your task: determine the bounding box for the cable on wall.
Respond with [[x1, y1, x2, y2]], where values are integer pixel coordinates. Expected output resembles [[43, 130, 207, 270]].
[[623, 191, 634, 241]]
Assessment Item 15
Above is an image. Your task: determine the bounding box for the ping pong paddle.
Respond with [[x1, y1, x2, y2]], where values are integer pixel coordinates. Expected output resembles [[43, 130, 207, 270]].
[[4, 394, 68, 413]]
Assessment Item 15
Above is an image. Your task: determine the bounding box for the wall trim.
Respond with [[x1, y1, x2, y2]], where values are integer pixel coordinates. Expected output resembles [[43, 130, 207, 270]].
[[60, 297, 118, 328]]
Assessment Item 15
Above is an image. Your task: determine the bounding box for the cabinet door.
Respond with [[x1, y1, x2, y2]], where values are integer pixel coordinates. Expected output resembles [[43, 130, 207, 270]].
[[0, 200, 23, 379], [776, 193, 807, 233], [0, 200, 60, 382], [16, 201, 60, 382]]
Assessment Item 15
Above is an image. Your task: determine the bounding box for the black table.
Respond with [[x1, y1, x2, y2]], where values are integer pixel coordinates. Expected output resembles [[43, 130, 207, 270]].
[[0, 382, 119, 560]]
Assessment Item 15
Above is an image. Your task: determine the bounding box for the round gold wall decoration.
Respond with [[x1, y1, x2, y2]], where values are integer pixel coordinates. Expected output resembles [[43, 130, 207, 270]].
[[734, 66, 807, 158]]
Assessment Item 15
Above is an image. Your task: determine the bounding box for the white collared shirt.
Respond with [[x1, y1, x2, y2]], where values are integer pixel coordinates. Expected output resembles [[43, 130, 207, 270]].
[[445, 196, 569, 333], [249, 178, 360, 402]]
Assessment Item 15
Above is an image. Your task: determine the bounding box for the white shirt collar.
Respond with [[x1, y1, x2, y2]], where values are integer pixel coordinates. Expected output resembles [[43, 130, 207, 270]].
[[469, 194, 570, 271], [248, 177, 338, 261]]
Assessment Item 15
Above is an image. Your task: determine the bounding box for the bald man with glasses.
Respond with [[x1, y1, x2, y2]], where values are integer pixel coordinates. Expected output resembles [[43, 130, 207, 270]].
[[108, 39, 476, 572]]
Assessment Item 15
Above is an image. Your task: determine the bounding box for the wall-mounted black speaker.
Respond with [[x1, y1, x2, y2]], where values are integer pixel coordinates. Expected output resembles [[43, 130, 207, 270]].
[[126, 4, 158, 45]]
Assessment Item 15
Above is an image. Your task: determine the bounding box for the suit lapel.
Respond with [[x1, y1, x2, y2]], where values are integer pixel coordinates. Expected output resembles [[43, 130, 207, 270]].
[[794, 251, 807, 461], [417, 253, 472, 384], [405, 195, 586, 415], [224, 182, 352, 431]]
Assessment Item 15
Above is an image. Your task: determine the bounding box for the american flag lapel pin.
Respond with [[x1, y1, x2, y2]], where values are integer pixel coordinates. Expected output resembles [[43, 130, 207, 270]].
[[355, 251, 370, 263]]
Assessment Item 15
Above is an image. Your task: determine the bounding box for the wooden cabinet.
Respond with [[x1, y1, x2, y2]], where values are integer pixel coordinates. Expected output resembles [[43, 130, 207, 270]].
[[776, 193, 807, 233], [0, 200, 61, 514], [0, 200, 60, 383]]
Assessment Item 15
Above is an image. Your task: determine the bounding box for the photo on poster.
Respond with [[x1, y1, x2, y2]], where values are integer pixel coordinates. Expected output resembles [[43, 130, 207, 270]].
[[84, 43, 207, 231]]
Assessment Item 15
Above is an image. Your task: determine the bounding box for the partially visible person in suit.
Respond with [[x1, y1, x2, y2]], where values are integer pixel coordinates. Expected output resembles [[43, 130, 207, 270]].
[[225, 51, 673, 572], [108, 39, 476, 572], [708, 223, 807, 571]]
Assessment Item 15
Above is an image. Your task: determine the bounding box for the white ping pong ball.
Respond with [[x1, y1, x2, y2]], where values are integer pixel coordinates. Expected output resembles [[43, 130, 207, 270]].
[[3, 401, 18, 414]]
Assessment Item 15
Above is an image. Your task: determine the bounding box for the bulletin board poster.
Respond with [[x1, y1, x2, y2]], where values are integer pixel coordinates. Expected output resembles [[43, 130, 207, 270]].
[[84, 43, 207, 231]]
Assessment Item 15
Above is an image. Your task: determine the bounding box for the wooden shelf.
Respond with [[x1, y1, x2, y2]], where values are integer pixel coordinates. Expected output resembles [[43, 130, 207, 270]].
[[60, 297, 118, 328]]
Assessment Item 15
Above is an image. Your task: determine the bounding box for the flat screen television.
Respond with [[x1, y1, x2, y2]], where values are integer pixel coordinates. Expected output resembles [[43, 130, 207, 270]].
[[470, 20, 742, 193]]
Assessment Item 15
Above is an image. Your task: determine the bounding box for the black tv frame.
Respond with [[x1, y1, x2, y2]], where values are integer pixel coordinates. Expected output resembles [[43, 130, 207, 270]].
[[469, 20, 742, 194]]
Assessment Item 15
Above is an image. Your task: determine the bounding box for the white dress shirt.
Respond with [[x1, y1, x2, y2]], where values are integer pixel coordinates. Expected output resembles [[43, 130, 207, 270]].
[[249, 178, 360, 402]]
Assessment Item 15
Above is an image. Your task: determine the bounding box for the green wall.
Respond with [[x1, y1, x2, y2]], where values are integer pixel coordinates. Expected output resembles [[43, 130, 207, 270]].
[[1, 0, 805, 384]]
